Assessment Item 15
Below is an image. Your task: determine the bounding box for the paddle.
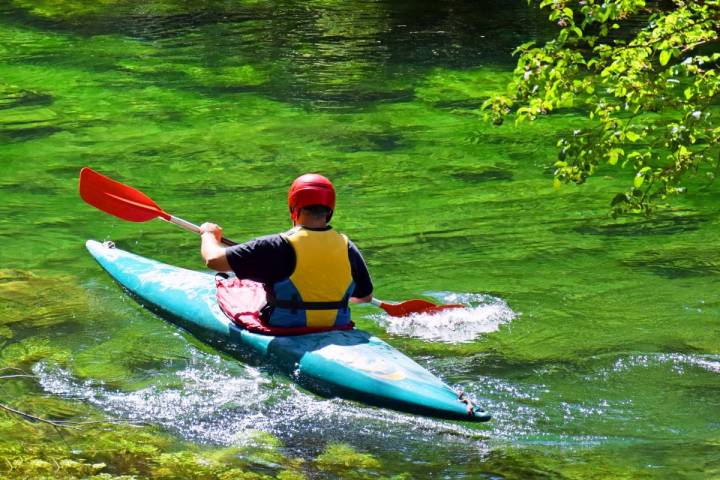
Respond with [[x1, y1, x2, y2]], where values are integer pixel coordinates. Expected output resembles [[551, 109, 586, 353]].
[[371, 297, 464, 317], [78, 167, 237, 246], [79, 167, 462, 316]]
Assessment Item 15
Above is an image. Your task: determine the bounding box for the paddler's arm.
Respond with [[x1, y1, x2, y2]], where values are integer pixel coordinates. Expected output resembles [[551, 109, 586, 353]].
[[348, 240, 373, 304], [200, 222, 232, 272]]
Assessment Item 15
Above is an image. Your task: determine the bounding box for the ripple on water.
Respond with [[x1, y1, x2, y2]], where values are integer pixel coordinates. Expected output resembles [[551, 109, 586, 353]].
[[32, 350, 489, 451], [467, 352, 720, 448], [373, 292, 516, 343]]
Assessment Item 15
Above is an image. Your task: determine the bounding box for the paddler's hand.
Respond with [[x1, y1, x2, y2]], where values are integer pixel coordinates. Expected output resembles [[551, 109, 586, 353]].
[[200, 222, 231, 272], [199, 222, 223, 243]]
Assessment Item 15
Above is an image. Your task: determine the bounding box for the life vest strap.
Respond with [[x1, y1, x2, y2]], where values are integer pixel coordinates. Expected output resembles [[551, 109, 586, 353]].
[[272, 299, 349, 310]]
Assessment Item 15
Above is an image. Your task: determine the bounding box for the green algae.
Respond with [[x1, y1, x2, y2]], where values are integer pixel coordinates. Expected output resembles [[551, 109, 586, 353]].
[[71, 323, 189, 388], [0, 269, 88, 333], [416, 67, 512, 107], [315, 443, 381, 477], [0, 338, 70, 369], [0, 419, 308, 480]]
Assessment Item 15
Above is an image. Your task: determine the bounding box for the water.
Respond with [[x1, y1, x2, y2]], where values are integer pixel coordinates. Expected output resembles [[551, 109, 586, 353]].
[[1, 0, 719, 478]]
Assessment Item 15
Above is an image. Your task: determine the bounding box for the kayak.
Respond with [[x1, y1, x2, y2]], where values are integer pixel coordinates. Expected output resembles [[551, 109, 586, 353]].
[[85, 240, 491, 422]]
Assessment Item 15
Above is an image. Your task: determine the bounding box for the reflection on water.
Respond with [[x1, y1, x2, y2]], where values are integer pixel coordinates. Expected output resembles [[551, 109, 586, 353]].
[[2, 0, 548, 110]]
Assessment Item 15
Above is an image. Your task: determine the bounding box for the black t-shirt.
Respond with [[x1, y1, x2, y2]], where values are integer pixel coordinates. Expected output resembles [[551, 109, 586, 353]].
[[225, 228, 373, 298]]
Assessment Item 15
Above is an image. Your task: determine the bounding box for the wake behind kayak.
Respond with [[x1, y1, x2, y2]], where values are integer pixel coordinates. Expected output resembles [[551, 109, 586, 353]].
[[85, 240, 491, 422]]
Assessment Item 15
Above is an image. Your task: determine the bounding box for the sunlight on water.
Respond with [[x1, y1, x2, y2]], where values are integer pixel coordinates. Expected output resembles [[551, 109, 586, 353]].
[[471, 351, 720, 447], [373, 292, 516, 343], [34, 357, 279, 445], [33, 352, 489, 448], [609, 353, 720, 376]]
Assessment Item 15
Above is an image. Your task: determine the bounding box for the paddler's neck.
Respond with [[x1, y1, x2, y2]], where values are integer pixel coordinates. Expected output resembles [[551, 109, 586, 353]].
[[294, 212, 329, 230]]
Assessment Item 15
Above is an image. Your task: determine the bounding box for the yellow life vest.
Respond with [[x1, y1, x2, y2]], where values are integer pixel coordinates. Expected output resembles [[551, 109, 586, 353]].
[[268, 226, 354, 328]]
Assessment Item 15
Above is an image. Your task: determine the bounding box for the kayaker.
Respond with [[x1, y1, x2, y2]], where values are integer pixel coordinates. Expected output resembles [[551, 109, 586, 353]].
[[199, 173, 373, 330]]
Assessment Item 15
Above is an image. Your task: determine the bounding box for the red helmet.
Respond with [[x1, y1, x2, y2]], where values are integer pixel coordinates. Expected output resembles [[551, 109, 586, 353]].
[[288, 173, 336, 222]]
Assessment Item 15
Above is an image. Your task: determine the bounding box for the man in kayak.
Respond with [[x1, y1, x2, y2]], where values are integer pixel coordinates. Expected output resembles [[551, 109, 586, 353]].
[[199, 173, 373, 330]]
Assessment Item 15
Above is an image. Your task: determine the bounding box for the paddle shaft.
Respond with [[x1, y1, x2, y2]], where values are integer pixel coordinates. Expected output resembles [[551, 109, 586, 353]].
[[163, 215, 237, 246]]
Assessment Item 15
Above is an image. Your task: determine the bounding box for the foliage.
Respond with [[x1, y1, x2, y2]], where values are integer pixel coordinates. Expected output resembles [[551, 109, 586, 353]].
[[484, 0, 720, 215]]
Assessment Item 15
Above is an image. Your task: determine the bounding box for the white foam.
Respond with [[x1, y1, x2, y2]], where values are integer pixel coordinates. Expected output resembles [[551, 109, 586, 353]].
[[33, 356, 279, 445], [374, 292, 516, 343], [32, 353, 486, 447]]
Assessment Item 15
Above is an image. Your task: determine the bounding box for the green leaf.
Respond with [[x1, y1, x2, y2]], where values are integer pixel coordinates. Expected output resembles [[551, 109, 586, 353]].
[[634, 167, 651, 188], [626, 131, 640, 142], [607, 148, 624, 166], [558, 29, 569, 43], [659, 50, 672, 66], [633, 175, 644, 188]]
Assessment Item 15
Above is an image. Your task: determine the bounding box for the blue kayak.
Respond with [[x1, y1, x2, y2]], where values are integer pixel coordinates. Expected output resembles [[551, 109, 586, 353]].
[[86, 240, 491, 422]]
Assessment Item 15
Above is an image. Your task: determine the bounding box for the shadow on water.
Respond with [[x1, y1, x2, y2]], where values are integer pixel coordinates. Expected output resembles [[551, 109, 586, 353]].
[[1, 125, 62, 142], [571, 213, 709, 237], [621, 249, 720, 279], [446, 166, 514, 183], [0, 85, 53, 110]]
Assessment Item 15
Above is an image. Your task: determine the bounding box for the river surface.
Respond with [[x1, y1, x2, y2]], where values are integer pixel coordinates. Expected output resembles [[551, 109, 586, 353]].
[[1, 1, 719, 478]]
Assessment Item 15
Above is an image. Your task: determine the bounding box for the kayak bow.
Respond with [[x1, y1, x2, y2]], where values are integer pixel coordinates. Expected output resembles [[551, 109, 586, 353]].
[[85, 240, 491, 422]]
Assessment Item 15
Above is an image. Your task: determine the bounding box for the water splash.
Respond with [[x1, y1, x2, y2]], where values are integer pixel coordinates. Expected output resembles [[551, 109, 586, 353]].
[[32, 352, 488, 448], [374, 292, 516, 343], [34, 356, 280, 445]]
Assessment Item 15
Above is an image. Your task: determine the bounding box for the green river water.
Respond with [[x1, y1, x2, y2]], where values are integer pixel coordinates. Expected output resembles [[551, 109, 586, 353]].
[[1, 1, 719, 478]]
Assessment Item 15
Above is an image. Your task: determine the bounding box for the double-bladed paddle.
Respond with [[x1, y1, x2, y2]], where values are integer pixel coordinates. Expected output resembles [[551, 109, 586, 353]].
[[78, 167, 463, 317]]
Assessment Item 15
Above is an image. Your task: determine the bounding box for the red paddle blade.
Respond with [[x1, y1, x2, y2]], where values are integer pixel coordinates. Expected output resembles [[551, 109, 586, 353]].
[[79, 167, 170, 222], [381, 299, 464, 317]]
